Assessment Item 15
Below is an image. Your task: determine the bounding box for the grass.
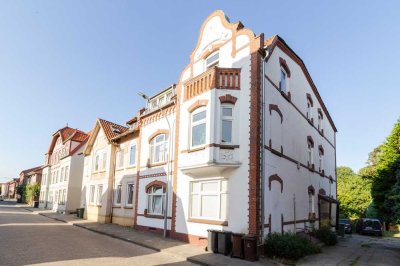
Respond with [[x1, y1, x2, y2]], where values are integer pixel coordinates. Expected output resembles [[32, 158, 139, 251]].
[[384, 231, 400, 238], [350, 255, 361, 266]]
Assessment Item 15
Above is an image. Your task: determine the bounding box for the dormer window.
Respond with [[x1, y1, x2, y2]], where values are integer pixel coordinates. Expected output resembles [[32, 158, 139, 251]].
[[111, 126, 121, 134], [279, 69, 287, 93], [206, 52, 219, 69]]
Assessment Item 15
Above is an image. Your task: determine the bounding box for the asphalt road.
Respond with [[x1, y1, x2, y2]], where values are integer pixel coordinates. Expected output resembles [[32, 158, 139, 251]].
[[0, 200, 195, 266]]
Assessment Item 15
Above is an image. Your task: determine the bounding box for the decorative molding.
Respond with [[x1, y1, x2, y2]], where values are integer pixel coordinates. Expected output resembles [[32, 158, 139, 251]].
[[219, 94, 238, 104], [308, 185, 315, 195], [187, 99, 209, 113], [319, 188, 326, 195], [145, 180, 166, 192], [268, 174, 283, 193], [307, 136, 314, 147], [269, 104, 283, 123], [279, 57, 291, 78], [148, 129, 169, 143]]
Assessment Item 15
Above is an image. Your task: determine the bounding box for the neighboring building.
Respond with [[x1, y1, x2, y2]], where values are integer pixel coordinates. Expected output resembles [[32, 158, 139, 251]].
[[19, 166, 43, 186], [39, 126, 89, 213], [1, 183, 9, 197], [79, 10, 338, 249], [81, 119, 129, 223], [7, 179, 18, 199]]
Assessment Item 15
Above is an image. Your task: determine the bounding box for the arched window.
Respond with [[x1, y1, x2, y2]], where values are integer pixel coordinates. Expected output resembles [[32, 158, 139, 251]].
[[307, 137, 314, 167], [318, 145, 324, 173], [150, 134, 167, 164], [191, 106, 207, 148], [147, 184, 166, 215], [317, 109, 323, 132]]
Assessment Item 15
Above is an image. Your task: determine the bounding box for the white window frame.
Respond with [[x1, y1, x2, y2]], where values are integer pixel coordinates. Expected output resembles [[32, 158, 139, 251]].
[[147, 185, 165, 215], [190, 107, 207, 148], [307, 142, 314, 166], [279, 69, 287, 93], [64, 166, 69, 181], [89, 185, 95, 204], [205, 51, 219, 70], [189, 179, 228, 221], [94, 153, 100, 172], [319, 150, 324, 172], [115, 184, 122, 205], [221, 104, 233, 144], [307, 99, 312, 119], [150, 134, 167, 164], [116, 146, 125, 169], [126, 183, 134, 206], [129, 143, 136, 166], [318, 112, 323, 131], [101, 151, 107, 171], [96, 185, 103, 205], [60, 168, 64, 182]]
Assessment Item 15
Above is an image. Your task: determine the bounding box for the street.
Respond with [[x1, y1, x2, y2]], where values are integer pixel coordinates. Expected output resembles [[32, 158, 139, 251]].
[[0, 201, 194, 266]]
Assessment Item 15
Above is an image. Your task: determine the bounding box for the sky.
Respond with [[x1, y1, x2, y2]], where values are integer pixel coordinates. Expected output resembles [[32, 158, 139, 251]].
[[1, 1, 399, 182]]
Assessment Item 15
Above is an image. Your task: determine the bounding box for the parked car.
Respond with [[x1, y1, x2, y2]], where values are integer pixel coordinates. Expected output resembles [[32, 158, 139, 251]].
[[356, 218, 383, 236], [339, 218, 352, 234]]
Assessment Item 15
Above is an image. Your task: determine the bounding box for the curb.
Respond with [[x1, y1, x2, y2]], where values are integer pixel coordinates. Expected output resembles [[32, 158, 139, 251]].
[[27, 209, 207, 265]]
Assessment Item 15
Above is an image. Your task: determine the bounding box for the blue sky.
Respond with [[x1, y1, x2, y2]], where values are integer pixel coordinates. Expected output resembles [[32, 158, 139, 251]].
[[1, 1, 399, 182]]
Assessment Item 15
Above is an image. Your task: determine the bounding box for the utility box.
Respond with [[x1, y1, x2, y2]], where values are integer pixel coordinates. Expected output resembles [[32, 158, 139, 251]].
[[231, 233, 244, 259], [217, 231, 232, 255], [243, 235, 258, 261]]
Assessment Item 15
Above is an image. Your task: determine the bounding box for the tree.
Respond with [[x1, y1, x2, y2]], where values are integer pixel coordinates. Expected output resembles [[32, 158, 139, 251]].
[[337, 166, 372, 219], [371, 119, 400, 223]]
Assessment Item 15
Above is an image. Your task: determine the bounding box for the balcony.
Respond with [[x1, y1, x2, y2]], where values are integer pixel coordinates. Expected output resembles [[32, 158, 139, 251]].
[[184, 67, 241, 101]]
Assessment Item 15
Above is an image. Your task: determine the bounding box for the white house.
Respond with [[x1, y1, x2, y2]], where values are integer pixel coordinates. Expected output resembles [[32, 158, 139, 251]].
[[78, 10, 338, 249], [39, 126, 89, 213]]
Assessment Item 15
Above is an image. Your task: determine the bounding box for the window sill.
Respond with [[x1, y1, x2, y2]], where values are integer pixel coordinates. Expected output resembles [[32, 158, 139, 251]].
[[219, 144, 239, 149], [112, 205, 121, 208], [88, 204, 102, 207], [188, 218, 228, 226], [126, 165, 136, 169], [123, 205, 134, 209], [148, 162, 167, 168]]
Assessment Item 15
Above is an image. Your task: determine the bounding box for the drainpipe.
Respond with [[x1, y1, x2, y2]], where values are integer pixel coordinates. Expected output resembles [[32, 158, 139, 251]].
[[260, 48, 270, 244], [109, 144, 119, 224]]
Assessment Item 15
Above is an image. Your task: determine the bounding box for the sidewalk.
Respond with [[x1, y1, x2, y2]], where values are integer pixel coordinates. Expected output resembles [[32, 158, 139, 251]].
[[24, 207, 275, 266]]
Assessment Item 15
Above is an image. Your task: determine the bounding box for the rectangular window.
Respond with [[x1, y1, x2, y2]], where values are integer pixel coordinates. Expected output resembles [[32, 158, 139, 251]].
[[61, 168, 64, 182], [101, 151, 107, 170], [55, 191, 59, 204], [147, 186, 165, 215], [221, 106, 233, 143], [191, 108, 207, 147], [126, 183, 134, 206], [206, 52, 219, 69], [319, 154, 323, 172], [89, 185, 95, 204], [129, 144, 136, 166], [116, 149, 124, 169], [94, 154, 100, 171], [115, 185, 122, 204], [280, 69, 286, 93], [97, 185, 103, 205], [64, 166, 69, 181], [307, 143, 313, 165], [190, 179, 228, 221], [150, 134, 167, 164], [63, 189, 66, 205]]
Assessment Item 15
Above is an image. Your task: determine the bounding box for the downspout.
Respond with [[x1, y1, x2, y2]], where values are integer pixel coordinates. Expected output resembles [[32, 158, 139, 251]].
[[109, 143, 119, 224], [260, 47, 271, 243]]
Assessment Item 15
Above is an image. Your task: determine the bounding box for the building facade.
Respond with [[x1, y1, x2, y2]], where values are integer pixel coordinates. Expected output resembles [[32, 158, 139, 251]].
[[39, 127, 89, 213], [79, 10, 337, 247]]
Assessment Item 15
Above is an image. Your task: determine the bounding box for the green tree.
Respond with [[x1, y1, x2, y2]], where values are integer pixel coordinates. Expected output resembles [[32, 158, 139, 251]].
[[337, 166, 372, 219], [371, 119, 400, 223]]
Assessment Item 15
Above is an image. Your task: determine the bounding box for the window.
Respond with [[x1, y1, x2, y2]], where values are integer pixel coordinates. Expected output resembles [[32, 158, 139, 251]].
[[191, 107, 207, 147], [307, 97, 313, 119], [221, 105, 233, 143], [319, 147, 324, 172], [308, 192, 315, 213], [94, 153, 100, 172], [101, 151, 107, 170], [55, 171, 59, 183], [150, 134, 167, 164], [63, 189, 66, 204], [89, 185, 95, 204], [318, 111, 323, 131], [126, 183, 134, 206], [147, 185, 165, 215], [64, 166, 69, 181], [206, 52, 219, 69], [279, 69, 287, 93], [129, 144, 136, 166], [60, 168, 64, 182], [190, 179, 228, 221], [116, 147, 124, 169], [97, 185, 103, 205], [307, 140, 314, 166], [55, 191, 59, 204], [115, 184, 122, 204]]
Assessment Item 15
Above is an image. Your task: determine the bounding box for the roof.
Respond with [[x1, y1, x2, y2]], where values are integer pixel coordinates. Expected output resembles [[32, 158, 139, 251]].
[[111, 127, 139, 142], [48, 127, 90, 154], [98, 118, 129, 141], [20, 166, 42, 176], [264, 35, 337, 132]]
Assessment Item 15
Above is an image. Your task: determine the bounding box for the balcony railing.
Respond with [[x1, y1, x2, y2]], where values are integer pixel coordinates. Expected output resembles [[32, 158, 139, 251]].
[[184, 67, 241, 100]]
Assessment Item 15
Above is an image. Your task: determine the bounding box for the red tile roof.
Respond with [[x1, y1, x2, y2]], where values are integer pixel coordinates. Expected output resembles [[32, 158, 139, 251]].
[[98, 118, 129, 141]]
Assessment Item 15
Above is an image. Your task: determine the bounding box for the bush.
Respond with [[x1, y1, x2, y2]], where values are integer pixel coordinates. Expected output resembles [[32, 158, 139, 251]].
[[313, 226, 338, 246], [264, 233, 321, 260]]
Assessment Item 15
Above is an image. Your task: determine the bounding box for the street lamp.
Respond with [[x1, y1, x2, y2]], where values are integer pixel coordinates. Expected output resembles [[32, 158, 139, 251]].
[[137, 91, 174, 238]]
